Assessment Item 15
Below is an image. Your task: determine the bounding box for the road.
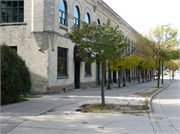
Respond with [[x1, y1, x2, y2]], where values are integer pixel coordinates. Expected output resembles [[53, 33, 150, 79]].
[[150, 73, 180, 134]]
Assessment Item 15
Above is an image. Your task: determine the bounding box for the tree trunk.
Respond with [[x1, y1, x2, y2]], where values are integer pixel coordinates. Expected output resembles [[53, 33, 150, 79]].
[[157, 59, 161, 87], [123, 68, 126, 86], [118, 70, 121, 87], [138, 66, 141, 84], [170, 70, 171, 81], [101, 62, 105, 107], [142, 70, 144, 83]]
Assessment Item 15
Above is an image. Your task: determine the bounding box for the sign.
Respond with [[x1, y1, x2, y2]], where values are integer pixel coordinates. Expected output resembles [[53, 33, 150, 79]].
[[161, 66, 165, 72]]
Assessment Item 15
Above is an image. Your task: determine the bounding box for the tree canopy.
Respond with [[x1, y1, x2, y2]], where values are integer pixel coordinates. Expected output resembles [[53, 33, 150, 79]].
[[135, 24, 179, 87], [66, 20, 129, 63]]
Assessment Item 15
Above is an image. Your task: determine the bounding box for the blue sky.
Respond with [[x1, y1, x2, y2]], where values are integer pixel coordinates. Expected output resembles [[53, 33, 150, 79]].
[[103, 0, 180, 41]]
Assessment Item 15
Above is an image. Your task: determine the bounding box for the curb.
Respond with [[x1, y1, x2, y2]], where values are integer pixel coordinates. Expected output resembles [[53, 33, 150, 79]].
[[148, 80, 175, 113], [126, 80, 175, 114]]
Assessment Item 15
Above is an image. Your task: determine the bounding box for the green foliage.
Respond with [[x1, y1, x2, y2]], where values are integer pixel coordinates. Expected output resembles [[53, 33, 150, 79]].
[[135, 24, 179, 87], [66, 20, 129, 64], [143, 105, 149, 110], [110, 56, 139, 71], [164, 60, 179, 70], [20, 95, 42, 98], [1, 45, 31, 105]]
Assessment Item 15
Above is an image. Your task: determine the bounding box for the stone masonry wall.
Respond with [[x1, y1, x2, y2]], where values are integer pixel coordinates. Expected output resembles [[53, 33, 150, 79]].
[[0, 0, 143, 94], [0, 0, 49, 94]]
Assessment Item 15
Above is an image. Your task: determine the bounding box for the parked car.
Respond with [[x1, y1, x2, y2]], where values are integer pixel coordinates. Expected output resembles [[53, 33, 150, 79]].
[[175, 70, 179, 73], [154, 73, 158, 80]]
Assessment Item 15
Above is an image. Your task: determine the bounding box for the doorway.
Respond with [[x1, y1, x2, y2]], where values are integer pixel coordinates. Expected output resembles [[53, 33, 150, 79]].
[[113, 71, 116, 83], [75, 61, 80, 89]]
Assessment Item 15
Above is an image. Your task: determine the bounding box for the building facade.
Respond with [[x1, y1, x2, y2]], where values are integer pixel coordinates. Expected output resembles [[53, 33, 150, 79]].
[[0, 0, 150, 94]]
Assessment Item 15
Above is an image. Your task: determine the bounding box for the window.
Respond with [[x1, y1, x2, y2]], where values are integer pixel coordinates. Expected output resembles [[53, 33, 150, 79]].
[[128, 39, 130, 52], [1, 1, 24, 23], [59, 0, 67, 26], [97, 19, 100, 24], [58, 47, 67, 76], [85, 13, 90, 24], [85, 53, 91, 75], [74, 6, 80, 27], [10, 46, 17, 52], [132, 42, 134, 52]]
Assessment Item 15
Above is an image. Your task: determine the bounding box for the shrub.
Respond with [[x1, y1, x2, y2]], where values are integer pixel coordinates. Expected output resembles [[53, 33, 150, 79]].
[[1, 45, 31, 105]]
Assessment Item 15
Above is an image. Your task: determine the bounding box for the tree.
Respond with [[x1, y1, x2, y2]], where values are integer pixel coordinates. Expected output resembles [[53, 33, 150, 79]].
[[110, 58, 123, 87], [66, 20, 129, 106], [110, 55, 139, 87], [135, 24, 179, 87], [1, 45, 31, 105], [164, 60, 179, 71], [164, 60, 179, 80]]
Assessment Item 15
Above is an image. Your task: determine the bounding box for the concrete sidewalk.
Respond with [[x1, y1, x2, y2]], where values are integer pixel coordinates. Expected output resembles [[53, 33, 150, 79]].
[[0, 79, 173, 134]]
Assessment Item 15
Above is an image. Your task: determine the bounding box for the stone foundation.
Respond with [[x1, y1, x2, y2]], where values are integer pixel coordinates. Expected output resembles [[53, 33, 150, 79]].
[[46, 84, 75, 95], [80, 81, 96, 90]]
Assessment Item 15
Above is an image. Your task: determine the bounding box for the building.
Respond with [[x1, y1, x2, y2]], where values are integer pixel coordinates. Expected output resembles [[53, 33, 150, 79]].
[[0, 0, 149, 94]]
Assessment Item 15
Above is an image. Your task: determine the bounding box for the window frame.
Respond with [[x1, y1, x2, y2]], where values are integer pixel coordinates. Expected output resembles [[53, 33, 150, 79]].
[[10, 46, 17, 52], [132, 42, 134, 52], [74, 6, 80, 27], [1, 1, 24, 23], [57, 47, 68, 77], [97, 19, 100, 24], [85, 53, 91, 76], [85, 13, 90, 24], [59, 0, 67, 26]]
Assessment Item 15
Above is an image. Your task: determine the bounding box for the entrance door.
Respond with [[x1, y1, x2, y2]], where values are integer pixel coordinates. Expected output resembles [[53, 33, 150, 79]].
[[126, 70, 130, 82], [113, 71, 116, 83], [96, 62, 100, 85], [75, 61, 80, 89]]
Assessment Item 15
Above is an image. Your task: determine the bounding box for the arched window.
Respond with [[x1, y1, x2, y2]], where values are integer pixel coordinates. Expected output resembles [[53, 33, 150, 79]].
[[97, 19, 100, 24], [85, 13, 90, 24], [74, 6, 80, 27], [59, 0, 67, 26]]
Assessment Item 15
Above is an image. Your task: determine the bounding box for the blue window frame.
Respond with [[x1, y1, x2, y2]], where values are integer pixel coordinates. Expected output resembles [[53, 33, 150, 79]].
[[1, 1, 24, 23], [59, 0, 67, 26], [85, 13, 90, 24], [74, 6, 80, 27]]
